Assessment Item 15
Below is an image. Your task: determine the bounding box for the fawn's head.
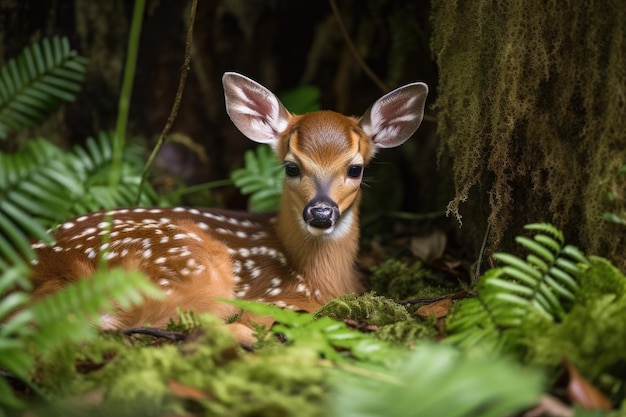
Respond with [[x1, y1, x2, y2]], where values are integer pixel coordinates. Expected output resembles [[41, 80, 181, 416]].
[[222, 72, 428, 238]]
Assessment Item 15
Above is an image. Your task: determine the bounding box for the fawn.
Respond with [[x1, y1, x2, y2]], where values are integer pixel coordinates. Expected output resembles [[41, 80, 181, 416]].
[[30, 72, 428, 343]]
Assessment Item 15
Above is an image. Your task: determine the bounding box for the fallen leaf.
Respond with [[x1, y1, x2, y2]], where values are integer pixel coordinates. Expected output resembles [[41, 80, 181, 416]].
[[523, 394, 573, 417], [565, 359, 612, 410], [168, 380, 212, 401], [416, 298, 452, 319], [410, 229, 447, 263]]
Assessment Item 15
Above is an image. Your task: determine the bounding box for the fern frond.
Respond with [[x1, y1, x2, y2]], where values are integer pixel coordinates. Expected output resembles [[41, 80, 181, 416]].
[[0, 133, 161, 270], [231, 145, 283, 212], [0, 266, 34, 411], [445, 223, 589, 353], [29, 267, 163, 352], [0, 37, 87, 139], [331, 342, 543, 417]]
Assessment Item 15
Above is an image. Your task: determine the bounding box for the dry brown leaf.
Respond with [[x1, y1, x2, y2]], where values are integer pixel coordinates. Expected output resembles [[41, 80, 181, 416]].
[[565, 359, 612, 410], [410, 229, 447, 263], [168, 379, 212, 401], [416, 298, 452, 319]]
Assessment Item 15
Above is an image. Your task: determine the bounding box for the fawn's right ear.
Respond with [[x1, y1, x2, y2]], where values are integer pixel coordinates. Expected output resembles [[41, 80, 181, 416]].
[[222, 72, 291, 147]]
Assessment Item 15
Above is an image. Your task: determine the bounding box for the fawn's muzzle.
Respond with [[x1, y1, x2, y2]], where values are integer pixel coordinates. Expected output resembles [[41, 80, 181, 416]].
[[303, 198, 340, 230]]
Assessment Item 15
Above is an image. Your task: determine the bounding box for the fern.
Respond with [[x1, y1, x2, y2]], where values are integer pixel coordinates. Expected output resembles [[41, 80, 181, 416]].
[[225, 299, 396, 364], [0, 133, 161, 271], [331, 342, 543, 417], [231, 145, 284, 212], [0, 266, 163, 412], [0, 37, 87, 139], [445, 223, 590, 352], [26, 267, 163, 352]]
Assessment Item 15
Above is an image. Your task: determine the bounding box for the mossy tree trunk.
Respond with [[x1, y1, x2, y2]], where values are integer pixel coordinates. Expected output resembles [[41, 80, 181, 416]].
[[431, 0, 626, 269]]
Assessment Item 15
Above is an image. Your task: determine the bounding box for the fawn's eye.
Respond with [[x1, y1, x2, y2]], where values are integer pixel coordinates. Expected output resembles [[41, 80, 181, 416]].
[[284, 162, 301, 177], [347, 165, 363, 178]]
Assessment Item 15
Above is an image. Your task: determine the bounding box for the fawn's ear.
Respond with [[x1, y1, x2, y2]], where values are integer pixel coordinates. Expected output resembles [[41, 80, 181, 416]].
[[360, 82, 428, 149], [222, 72, 291, 147]]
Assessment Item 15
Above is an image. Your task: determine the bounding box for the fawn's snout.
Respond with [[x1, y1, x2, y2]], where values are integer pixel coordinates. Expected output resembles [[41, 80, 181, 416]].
[[303, 197, 340, 234]]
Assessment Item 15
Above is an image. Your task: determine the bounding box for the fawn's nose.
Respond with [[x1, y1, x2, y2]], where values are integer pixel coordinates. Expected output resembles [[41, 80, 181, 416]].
[[303, 198, 340, 231]]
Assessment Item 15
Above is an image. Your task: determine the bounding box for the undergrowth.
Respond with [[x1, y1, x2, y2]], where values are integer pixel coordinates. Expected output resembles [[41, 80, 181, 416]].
[[1, 10, 626, 417]]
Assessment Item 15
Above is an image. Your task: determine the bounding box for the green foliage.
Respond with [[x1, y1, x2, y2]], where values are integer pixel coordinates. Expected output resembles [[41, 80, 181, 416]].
[[28, 267, 163, 352], [280, 85, 321, 114], [32, 312, 328, 417], [0, 36, 87, 139], [0, 266, 34, 411], [445, 223, 589, 353], [226, 299, 396, 364], [231, 145, 284, 212], [0, 266, 162, 412], [0, 133, 161, 271], [523, 257, 626, 402], [330, 342, 544, 417]]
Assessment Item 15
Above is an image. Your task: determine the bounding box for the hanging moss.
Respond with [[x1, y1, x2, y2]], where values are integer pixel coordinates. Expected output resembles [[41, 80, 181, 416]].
[[431, 0, 626, 269]]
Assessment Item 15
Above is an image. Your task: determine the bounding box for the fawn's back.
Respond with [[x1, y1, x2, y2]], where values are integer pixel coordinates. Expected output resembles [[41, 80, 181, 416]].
[[30, 72, 428, 343]]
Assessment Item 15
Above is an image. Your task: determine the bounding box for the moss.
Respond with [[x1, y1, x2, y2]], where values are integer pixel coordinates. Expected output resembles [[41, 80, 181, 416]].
[[431, 0, 626, 269], [369, 259, 449, 301], [315, 292, 412, 326], [376, 320, 436, 346], [33, 313, 328, 416]]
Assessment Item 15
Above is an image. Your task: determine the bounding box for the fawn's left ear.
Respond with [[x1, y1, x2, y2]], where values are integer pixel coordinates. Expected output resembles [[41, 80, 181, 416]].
[[222, 72, 291, 147], [360, 82, 428, 149]]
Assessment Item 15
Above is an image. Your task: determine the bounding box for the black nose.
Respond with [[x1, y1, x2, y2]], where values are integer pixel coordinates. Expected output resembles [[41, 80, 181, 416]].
[[303, 199, 339, 229]]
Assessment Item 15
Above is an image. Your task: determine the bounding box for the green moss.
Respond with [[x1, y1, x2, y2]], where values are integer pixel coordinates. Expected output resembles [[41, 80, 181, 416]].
[[369, 259, 449, 301], [431, 0, 626, 269], [376, 320, 436, 346], [315, 292, 412, 326], [32, 312, 328, 416]]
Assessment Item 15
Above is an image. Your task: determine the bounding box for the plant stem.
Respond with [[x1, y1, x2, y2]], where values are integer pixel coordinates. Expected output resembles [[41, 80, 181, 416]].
[[135, 0, 198, 204], [110, 0, 145, 190]]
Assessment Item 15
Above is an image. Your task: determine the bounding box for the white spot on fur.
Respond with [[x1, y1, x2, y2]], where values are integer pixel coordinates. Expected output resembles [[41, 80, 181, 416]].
[[143, 249, 152, 259], [155, 257, 167, 264], [266, 287, 282, 297]]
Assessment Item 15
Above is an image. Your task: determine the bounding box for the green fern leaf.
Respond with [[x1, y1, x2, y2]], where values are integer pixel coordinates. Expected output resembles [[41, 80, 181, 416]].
[[231, 145, 284, 212], [0, 37, 87, 139], [446, 223, 589, 353], [29, 267, 164, 351]]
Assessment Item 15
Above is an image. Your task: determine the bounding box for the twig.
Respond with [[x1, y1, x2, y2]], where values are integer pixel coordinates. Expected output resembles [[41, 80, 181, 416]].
[[123, 327, 187, 341], [399, 290, 469, 306], [328, 0, 388, 93], [135, 0, 198, 204], [474, 222, 491, 283]]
